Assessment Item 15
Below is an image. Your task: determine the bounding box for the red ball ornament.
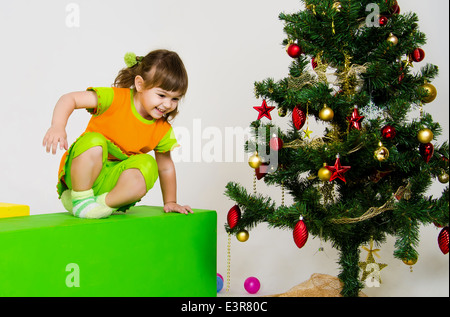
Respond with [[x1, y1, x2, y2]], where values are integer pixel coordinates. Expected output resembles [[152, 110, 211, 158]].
[[410, 48, 425, 63], [293, 217, 308, 249], [381, 125, 396, 140], [287, 43, 302, 58], [438, 227, 449, 255], [379, 16, 388, 26], [292, 106, 306, 131], [227, 205, 241, 229], [419, 143, 434, 163], [269, 137, 284, 151], [311, 58, 318, 69]]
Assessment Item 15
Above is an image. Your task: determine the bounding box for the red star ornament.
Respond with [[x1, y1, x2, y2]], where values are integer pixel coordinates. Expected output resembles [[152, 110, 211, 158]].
[[254, 100, 275, 120], [326, 155, 351, 183], [347, 106, 365, 130]]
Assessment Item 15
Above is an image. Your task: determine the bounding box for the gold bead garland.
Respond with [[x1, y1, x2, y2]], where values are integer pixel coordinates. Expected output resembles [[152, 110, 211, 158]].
[[226, 233, 231, 292]]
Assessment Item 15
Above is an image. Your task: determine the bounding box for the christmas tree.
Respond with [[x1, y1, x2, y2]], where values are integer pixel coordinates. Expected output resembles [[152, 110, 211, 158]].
[[224, 0, 449, 297]]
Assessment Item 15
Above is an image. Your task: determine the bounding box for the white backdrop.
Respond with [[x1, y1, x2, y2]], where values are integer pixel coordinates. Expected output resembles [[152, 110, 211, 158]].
[[0, 0, 448, 297]]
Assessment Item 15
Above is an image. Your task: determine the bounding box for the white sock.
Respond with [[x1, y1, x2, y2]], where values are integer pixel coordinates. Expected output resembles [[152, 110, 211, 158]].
[[71, 189, 113, 219]]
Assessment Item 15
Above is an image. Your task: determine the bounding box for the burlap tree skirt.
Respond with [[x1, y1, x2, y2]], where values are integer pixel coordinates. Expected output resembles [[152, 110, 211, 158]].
[[269, 273, 367, 297]]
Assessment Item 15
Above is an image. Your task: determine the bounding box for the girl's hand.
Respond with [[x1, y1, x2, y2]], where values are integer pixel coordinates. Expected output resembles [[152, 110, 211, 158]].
[[163, 202, 194, 215], [43, 91, 98, 155], [43, 126, 68, 154]]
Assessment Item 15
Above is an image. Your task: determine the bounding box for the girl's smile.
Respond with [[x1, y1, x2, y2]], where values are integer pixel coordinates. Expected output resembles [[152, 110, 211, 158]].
[[134, 86, 182, 120]]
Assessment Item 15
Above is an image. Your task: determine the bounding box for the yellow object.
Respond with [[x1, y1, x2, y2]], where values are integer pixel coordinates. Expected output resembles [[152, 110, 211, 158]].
[[318, 163, 332, 181], [374, 142, 390, 162], [402, 256, 418, 273], [236, 229, 249, 242], [421, 83, 437, 103], [319, 105, 334, 121], [418, 128, 434, 144], [402, 257, 418, 266], [278, 108, 287, 117], [438, 171, 449, 184], [387, 33, 398, 46], [248, 152, 262, 169], [303, 126, 313, 139], [0, 203, 30, 218]]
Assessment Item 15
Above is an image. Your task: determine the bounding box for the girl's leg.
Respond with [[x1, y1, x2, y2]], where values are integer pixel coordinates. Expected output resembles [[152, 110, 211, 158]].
[[70, 146, 103, 191], [97, 154, 159, 210], [64, 132, 115, 219], [63, 132, 109, 191], [104, 169, 147, 208]]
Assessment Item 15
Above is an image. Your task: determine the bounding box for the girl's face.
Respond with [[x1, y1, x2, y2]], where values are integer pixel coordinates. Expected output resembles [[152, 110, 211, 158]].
[[134, 77, 182, 120]]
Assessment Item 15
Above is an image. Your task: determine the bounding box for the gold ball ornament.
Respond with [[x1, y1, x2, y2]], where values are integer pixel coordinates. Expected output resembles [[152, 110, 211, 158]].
[[374, 142, 389, 162], [438, 171, 449, 184], [248, 152, 263, 169], [403, 257, 418, 273], [387, 33, 398, 46], [402, 256, 418, 272], [319, 105, 334, 121], [402, 258, 417, 266], [417, 128, 434, 144], [278, 108, 287, 117], [318, 163, 332, 181], [236, 229, 249, 242], [421, 83, 437, 103]]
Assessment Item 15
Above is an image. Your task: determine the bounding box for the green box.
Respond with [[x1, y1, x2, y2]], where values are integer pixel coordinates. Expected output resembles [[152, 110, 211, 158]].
[[0, 206, 217, 297]]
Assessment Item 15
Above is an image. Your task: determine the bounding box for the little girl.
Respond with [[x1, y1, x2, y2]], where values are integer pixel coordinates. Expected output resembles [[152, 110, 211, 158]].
[[43, 49, 193, 219]]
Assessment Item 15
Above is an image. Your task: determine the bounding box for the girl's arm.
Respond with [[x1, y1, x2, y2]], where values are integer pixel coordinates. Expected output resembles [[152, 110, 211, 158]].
[[43, 91, 98, 154], [155, 151, 193, 215]]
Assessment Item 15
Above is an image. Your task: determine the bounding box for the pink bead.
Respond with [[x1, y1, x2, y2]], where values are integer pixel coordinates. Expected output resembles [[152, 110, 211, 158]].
[[244, 277, 260, 294]]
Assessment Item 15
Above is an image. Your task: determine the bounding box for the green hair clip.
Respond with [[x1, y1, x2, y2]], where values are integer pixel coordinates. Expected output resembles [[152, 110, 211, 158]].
[[124, 52, 143, 68]]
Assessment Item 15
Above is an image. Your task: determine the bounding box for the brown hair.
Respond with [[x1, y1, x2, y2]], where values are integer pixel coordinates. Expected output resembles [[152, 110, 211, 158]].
[[113, 49, 188, 121]]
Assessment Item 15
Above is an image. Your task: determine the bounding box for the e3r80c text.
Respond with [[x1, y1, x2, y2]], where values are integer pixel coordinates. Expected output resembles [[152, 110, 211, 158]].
[[225, 301, 268, 312]]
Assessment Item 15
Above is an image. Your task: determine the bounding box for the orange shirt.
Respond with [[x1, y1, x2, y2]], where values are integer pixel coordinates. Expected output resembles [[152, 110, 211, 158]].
[[58, 87, 178, 180], [85, 87, 177, 155]]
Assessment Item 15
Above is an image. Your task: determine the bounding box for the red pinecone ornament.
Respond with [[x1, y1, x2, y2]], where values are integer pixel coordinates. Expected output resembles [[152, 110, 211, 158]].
[[292, 106, 306, 131], [419, 143, 434, 163], [438, 227, 449, 255], [410, 48, 425, 63], [227, 205, 241, 229], [293, 218, 308, 249], [255, 163, 269, 180]]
